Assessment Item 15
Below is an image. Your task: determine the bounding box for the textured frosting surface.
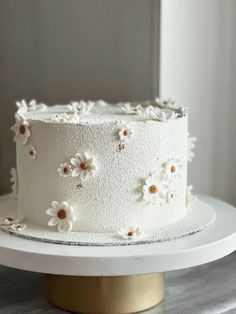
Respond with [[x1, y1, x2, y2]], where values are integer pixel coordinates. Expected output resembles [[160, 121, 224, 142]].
[[16, 103, 188, 233]]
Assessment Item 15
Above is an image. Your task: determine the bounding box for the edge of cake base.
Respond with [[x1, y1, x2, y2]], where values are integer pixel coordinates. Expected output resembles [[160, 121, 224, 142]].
[[0, 195, 215, 246]]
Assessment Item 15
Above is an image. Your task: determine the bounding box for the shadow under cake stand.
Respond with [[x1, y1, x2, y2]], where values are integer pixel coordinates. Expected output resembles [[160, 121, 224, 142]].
[[0, 195, 235, 314]]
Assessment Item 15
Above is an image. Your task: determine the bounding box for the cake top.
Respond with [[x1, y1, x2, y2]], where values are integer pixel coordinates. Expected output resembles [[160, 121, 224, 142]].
[[14, 99, 187, 125]]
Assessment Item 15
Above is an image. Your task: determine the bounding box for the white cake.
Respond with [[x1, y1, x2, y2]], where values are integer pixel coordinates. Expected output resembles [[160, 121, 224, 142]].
[[9, 99, 196, 238]]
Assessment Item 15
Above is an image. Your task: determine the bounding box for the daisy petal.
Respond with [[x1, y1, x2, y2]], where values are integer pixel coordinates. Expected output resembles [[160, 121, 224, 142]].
[[48, 217, 58, 226], [70, 158, 80, 167], [58, 220, 72, 232], [61, 201, 68, 209], [46, 208, 57, 216], [72, 167, 80, 177], [52, 201, 60, 210], [81, 171, 88, 180]]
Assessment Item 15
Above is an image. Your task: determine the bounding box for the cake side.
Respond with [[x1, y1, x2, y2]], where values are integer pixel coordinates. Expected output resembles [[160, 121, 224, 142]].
[[13, 101, 188, 233]]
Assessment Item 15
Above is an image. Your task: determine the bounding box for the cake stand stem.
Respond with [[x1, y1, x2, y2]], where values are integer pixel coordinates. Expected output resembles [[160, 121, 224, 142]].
[[45, 273, 165, 314]]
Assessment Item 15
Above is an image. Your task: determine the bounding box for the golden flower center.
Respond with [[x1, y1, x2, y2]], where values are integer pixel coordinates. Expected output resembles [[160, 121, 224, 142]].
[[171, 165, 176, 173], [19, 125, 26, 134], [127, 231, 134, 236], [149, 185, 158, 194], [57, 209, 66, 220], [80, 162, 88, 170], [123, 129, 129, 136]]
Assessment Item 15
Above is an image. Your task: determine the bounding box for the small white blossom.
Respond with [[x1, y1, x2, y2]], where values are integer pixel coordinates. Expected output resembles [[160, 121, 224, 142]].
[[11, 113, 31, 145], [46, 201, 76, 233], [10, 167, 18, 196], [162, 158, 182, 182], [10, 223, 26, 232], [50, 113, 77, 123], [155, 97, 188, 117], [166, 190, 177, 203], [70, 152, 97, 180], [118, 125, 134, 142], [68, 101, 94, 115], [142, 172, 169, 206], [121, 103, 134, 114], [150, 110, 178, 122], [58, 162, 72, 177], [188, 133, 197, 162], [180, 106, 188, 116], [135, 104, 145, 115], [25, 145, 37, 160], [16, 99, 47, 113], [155, 97, 176, 109], [117, 226, 142, 240], [0, 214, 24, 226], [95, 99, 107, 107], [186, 185, 197, 208]]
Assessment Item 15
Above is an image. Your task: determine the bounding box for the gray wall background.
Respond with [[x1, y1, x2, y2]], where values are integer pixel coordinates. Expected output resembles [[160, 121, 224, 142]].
[[1, 0, 236, 208], [0, 0, 159, 194], [160, 0, 236, 206]]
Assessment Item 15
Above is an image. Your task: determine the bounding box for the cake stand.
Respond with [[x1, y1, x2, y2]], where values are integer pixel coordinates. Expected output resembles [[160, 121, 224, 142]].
[[0, 195, 235, 314]]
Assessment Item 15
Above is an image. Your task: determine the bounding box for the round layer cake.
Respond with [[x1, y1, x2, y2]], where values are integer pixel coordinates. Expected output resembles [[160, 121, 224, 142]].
[[12, 100, 188, 233]]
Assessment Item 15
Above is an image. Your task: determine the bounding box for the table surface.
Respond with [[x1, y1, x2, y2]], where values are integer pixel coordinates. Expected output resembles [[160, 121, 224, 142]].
[[0, 252, 235, 314]]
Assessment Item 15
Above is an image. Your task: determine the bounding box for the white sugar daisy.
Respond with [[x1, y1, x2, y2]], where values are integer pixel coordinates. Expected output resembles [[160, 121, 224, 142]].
[[58, 162, 72, 177], [25, 145, 37, 160], [142, 172, 168, 206], [121, 103, 134, 114], [10, 223, 26, 232], [0, 213, 24, 226], [50, 113, 77, 123], [11, 113, 31, 145], [46, 201, 76, 232], [70, 152, 97, 180], [118, 125, 134, 142], [162, 158, 182, 182], [117, 226, 142, 240]]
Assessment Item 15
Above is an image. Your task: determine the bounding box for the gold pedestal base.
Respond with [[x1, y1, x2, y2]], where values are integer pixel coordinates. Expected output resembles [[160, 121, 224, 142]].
[[45, 273, 165, 314]]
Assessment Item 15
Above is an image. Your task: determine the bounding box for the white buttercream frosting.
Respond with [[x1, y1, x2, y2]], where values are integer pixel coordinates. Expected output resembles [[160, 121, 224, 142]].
[[15, 101, 188, 233]]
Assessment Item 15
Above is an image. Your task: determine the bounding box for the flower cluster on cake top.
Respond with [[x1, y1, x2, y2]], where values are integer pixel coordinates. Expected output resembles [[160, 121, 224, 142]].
[[68, 101, 94, 115], [121, 97, 187, 122], [16, 99, 47, 113]]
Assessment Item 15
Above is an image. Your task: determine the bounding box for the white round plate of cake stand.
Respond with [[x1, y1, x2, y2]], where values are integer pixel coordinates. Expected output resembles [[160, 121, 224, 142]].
[[0, 194, 235, 314]]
